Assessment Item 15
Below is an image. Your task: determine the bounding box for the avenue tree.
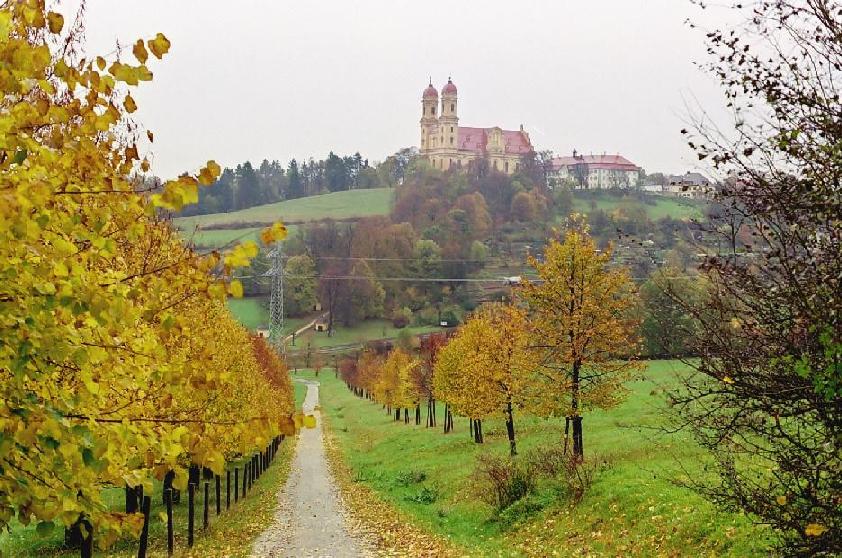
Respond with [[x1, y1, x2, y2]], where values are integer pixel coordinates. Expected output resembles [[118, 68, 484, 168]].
[[519, 222, 641, 459]]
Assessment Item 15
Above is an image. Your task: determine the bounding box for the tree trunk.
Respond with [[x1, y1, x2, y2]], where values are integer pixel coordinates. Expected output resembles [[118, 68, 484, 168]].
[[474, 419, 484, 443], [505, 397, 517, 456], [415, 405, 421, 425], [469, 417, 474, 439], [395, 408, 400, 421], [571, 359, 583, 460]]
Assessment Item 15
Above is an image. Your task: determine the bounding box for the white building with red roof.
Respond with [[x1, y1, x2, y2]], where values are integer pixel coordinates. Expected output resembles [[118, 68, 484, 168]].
[[549, 151, 641, 189], [419, 78, 533, 174]]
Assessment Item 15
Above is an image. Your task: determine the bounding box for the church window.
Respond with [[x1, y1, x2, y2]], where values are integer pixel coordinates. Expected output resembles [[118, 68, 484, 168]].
[[450, 126, 454, 132], [505, 161, 509, 173], [450, 137, 453, 145], [450, 103, 454, 112], [494, 160, 498, 170]]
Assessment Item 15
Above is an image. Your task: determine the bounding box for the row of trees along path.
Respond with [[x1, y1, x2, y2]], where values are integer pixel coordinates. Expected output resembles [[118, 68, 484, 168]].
[[339, 222, 640, 459]]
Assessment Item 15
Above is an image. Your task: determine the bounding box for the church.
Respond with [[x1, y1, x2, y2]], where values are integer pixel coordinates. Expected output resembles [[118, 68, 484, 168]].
[[419, 78, 533, 174]]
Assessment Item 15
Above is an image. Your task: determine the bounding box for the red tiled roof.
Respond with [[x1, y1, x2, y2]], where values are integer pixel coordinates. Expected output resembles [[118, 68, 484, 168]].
[[422, 84, 438, 98], [442, 79, 457, 95], [457, 127, 533, 155], [551, 154, 639, 171]]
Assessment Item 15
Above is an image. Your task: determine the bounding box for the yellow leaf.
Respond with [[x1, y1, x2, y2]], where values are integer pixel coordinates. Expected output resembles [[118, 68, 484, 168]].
[[123, 94, 137, 114], [146, 130, 154, 143], [96, 56, 106, 71], [279, 417, 296, 436], [776, 495, 787, 505], [147, 32, 171, 59], [198, 160, 221, 186], [132, 39, 148, 64], [722, 376, 735, 384], [260, 222, 288, 245], [730, 317, 742, 329], [302, 415, 317, 429], [228, 280, 244, 299], [46, 12, 64, 34], [805, 523, 828, 537]]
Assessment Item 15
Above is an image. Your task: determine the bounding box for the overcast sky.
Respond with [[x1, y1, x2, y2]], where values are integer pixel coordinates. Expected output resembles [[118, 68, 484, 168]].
[[64, 0, 733, 179]]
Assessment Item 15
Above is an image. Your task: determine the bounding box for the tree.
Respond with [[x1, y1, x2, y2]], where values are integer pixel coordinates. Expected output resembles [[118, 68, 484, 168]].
[[284, 255, 318, 316], [639, 268, 701, 358], [519, 221, 641, 459], [673, 2, 842, 554], [0, 5, 292, 545], [343, 260, 385, 325], [235, 161, 261, 209], [287, 158, 304, 199], [435, 305, 537, 455]]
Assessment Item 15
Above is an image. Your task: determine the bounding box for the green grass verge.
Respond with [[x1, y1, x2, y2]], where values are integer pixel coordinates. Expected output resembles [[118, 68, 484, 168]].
[[289, 319, 442, 350], [313, 361, 773, 557], [174, 188, 393, 230], [571, 193, 704, 221]]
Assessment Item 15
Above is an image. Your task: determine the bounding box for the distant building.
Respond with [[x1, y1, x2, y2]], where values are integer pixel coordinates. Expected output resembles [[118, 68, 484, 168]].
[[549, 151, 641, 189], [419, 78, 533, 174], [665, 172, 712, 198], [641, 183, 664, 193]]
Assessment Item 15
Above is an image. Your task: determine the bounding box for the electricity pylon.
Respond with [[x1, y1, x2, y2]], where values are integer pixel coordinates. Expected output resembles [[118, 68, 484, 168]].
[[267, 242, 284, 352]]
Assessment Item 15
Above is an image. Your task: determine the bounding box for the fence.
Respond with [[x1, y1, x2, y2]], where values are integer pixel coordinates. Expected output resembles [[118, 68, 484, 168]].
[[65, 435, 285, 558]]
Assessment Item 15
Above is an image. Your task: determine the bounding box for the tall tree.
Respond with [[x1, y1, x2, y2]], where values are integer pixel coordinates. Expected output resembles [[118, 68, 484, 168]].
[[235, 161, 261, 210], [674, 2, 842, 554], [284, 255, 318, 316], [519, 222, 640, 459], [287, 158, 304, 199]]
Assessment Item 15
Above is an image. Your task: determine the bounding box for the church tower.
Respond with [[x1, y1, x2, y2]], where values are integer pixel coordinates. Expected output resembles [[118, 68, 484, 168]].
[[420, 82, 438, 155], [439, 77, 459, 153]]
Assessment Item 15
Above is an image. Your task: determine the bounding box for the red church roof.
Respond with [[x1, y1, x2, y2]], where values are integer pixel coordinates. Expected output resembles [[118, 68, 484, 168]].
[[457, 127, 533, 155], [422, 84, 438, 98], [552, 154, 639, 171], [442, 78, 457, 95]]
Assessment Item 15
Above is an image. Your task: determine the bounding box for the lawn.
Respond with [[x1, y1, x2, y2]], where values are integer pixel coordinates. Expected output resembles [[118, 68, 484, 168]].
[[227, 297, 269, 330], [314, 361, 773, 557], [572, 192, 705, 221], [288, 319, 443, 351], [173, 188, 393, 230]]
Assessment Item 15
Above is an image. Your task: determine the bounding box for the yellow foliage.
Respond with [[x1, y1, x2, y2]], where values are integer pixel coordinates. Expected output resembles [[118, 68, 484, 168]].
[[0, 1, 291, 544]]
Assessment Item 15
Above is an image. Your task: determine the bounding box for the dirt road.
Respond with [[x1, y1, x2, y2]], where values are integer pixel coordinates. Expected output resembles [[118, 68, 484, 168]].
[[251, 380, 370, 558]]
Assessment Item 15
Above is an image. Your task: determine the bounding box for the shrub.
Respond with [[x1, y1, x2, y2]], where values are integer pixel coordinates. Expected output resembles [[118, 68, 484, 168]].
[[395, 469, 427, 486], [391, 307, 412, 328], [405, 485, 439, 505], [523, 445, 596, 504], [472, 453, 534, 512]]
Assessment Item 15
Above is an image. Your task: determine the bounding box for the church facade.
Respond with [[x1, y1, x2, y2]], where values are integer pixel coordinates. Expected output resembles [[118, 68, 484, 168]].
[[419, 78, 533, 175]]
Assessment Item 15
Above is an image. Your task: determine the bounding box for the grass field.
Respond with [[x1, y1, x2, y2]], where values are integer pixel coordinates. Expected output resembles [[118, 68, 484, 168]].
[[313, 361, 773, 557], [174, 188, 393, 230], [289, 319, 443, 351], [572, 193, 705, 221]]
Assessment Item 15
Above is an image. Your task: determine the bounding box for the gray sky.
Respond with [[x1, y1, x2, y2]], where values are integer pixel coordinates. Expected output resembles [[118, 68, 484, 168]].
[[66, 0, 731, 179]]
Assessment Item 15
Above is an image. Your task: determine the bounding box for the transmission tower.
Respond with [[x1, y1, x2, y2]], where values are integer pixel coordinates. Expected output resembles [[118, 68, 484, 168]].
[[267, 242, 284, 352]]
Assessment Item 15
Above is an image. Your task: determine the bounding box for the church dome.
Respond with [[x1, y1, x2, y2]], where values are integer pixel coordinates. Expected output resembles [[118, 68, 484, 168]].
[[442, 78, 457, 95], [422, 84, 438, 99]]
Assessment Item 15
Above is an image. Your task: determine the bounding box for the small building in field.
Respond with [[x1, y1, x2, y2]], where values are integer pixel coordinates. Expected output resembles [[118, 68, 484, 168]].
[[314, 321, 328, 332]]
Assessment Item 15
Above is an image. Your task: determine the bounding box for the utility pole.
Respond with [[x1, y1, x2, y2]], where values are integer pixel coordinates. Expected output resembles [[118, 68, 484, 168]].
[[268, 243, 284, 352]]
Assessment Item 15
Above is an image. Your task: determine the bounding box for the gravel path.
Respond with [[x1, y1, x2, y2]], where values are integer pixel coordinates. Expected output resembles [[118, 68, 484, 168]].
[[251, 379, 370, 558]]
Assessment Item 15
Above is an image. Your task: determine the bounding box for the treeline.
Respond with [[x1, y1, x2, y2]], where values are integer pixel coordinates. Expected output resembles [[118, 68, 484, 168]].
[[178, 148, 416, 216]]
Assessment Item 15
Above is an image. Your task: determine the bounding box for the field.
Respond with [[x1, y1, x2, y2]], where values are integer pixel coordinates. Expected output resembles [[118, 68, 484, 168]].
[[174, 188, 393, 230], [313, 361, 773, 557], [288, 319, 443, 351], [572, 192, 705, 221]]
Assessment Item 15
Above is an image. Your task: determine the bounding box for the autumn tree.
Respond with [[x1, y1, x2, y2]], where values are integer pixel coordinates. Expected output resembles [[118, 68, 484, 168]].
[[434, 304, 537, 455], [519, 221, 640, 459], [0, 2, 291, 545], [284, 254, 317, 316], [673, 2, 842, 554]]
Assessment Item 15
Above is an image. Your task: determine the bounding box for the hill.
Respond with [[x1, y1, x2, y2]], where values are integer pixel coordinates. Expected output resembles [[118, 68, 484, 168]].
[[174, 188, 393, 231]]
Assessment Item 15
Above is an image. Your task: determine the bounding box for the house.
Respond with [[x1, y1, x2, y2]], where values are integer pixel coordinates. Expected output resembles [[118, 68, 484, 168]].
[[548, 151, 641, 189], [665, 172, 712, 198]]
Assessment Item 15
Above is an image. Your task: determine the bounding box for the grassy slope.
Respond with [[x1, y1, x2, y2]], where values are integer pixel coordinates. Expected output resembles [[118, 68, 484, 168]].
[[315, 362, 772, 557], [289, 320, 442, 350], [572, 193, 704, 221], [174, 188, 393, 230]]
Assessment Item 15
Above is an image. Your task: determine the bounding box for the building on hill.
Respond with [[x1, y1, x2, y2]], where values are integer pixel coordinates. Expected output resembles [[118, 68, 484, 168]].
[[419, 78, 533, 174], [665, 172, 712, 198], [548, 151, 641, 189]]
